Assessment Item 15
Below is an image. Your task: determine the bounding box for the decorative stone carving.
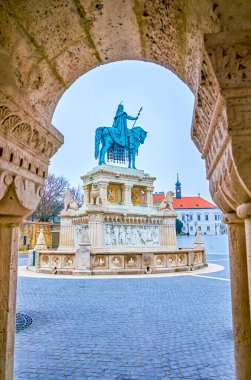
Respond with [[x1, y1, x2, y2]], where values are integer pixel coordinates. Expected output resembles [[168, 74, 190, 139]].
[[109, 255, 124, 269], [34, 229, 47, 251], [75, 224, 89, 245], [167, 254, 177, 267], [40, 254, 50, 268], [142, 253, 154, 270], [63, 191, 79, 212], [90, 183, 101, 205], [104, 224, 159, 246], [92, 255, 107, 269], [107, 185, 119, 203], [0, 99, 63, 177], [131, 187, 141, 204], [155, 254, 166, 267], [0, 170, 43, 219], [125, 255, 139, 269], [194, 230, 205, 248], [178, 253, 187, 266], [51, 256, 62, 269], [62, 255, 74, 269], [159, 191, 175, 211]]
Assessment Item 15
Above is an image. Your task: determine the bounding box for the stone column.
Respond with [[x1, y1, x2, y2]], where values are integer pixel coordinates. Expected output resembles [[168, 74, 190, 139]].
[[0, 222, 19, 380], [122, 184, 132, 206], [88, 214, 104, 247], [0, 93, 62, 379], [223, 213, 251, 380], [145, 186, 154, 206], [83, 185, 89, 206], [99, 182, 108, 206], [0, 171, 49, 380], [237, 202, 251, 313]]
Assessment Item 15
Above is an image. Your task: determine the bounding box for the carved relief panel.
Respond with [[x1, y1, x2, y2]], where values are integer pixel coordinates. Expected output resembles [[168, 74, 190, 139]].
[[51, 255, 62, 269], [131, 187, 142, 205], [107, 184, 121, 203], [166, 254, 177, 267], [75, 224, 89, 244], [125, 255, 140, 269], [177, 253, 188, 266], [62, 255, 74, 269], [109, 255, 124, 269], [92, 255, 108, 269], [104, 224, 160, 246], [40, 254, 51, 268], [155, 254, 166, 267]]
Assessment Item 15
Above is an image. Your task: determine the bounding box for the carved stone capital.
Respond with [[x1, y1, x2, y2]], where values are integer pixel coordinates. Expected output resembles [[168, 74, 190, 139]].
[[122, 184, 133, 191], [0, 94, 64, 224], [222, 212, 243, 225], [0, 170, 43, 222], [237, 202, 251, 219]]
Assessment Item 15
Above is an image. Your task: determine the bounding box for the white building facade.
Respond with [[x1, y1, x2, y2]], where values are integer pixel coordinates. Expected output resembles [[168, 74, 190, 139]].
[[176, 206, 224, 236], [152, 175, 226, 236]]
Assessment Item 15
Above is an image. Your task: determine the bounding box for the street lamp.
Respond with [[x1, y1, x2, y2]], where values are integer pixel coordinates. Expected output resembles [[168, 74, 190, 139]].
[[186, 213, 190, 236]]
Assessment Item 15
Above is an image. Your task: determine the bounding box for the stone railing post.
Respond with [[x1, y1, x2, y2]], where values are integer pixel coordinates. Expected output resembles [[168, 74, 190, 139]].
[[223, 213, 251, 380]]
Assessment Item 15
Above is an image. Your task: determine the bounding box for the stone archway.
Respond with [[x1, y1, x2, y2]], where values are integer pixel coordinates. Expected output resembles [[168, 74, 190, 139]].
[[0, 1, 251, 379]]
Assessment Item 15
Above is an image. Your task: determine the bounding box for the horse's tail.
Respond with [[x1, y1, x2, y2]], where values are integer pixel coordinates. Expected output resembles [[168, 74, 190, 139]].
[[95, 127, 103, 159]]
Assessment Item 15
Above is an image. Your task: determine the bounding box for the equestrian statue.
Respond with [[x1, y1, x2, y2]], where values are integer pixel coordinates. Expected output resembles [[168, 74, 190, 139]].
[[94, 103, 147, 169]]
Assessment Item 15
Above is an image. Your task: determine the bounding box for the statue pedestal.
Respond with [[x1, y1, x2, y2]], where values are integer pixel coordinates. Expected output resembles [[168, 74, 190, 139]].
[[30, 165, 207, 276]]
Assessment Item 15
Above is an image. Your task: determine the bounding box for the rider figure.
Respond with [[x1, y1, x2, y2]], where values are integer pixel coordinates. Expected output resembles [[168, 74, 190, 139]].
[[111, 103, 138, 149]]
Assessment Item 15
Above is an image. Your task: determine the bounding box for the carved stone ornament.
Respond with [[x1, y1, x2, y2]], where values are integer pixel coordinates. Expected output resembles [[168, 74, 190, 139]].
[[0, 170, 43, 218]]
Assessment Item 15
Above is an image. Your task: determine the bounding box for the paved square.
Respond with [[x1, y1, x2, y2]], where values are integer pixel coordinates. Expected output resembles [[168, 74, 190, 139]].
[[15, 254, 234, 380]]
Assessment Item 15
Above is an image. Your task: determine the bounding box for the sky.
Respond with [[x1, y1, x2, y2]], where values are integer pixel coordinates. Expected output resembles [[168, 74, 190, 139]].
[[51, 60, 212, 201]]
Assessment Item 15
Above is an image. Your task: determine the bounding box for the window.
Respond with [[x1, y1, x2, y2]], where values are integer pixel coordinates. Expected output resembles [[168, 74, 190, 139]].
[[197, 214, 201, 221], [214, 214, 218, 221], [198, 226, 201, 231], [205, 213, 209, 221], [207, 226, 210, 231], [182, 214, 185, 221], [189, 214, 193, 221], [190, 226, 193, 231]]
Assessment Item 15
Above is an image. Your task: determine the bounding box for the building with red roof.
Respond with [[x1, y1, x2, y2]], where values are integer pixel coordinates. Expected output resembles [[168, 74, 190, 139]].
[[152, 175, 225, 236]]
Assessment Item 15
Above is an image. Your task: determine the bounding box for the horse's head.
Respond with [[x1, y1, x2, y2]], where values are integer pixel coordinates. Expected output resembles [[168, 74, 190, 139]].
[[140, 129, 148, 144], [132, 127, 148, 144]]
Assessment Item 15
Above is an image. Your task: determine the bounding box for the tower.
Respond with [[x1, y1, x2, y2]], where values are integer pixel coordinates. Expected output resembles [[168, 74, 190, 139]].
[[175, 174, 181, 199]]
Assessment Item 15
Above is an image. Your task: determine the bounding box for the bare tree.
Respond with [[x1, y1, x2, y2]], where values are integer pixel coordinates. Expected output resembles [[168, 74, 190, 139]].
[[68, 184, 84, 208], [30, 173, 84, 222], [30, 174, 69, 222]]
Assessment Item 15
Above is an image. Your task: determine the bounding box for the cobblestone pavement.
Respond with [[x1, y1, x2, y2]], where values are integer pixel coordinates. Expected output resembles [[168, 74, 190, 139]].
[[15, 253, 234, 380]]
